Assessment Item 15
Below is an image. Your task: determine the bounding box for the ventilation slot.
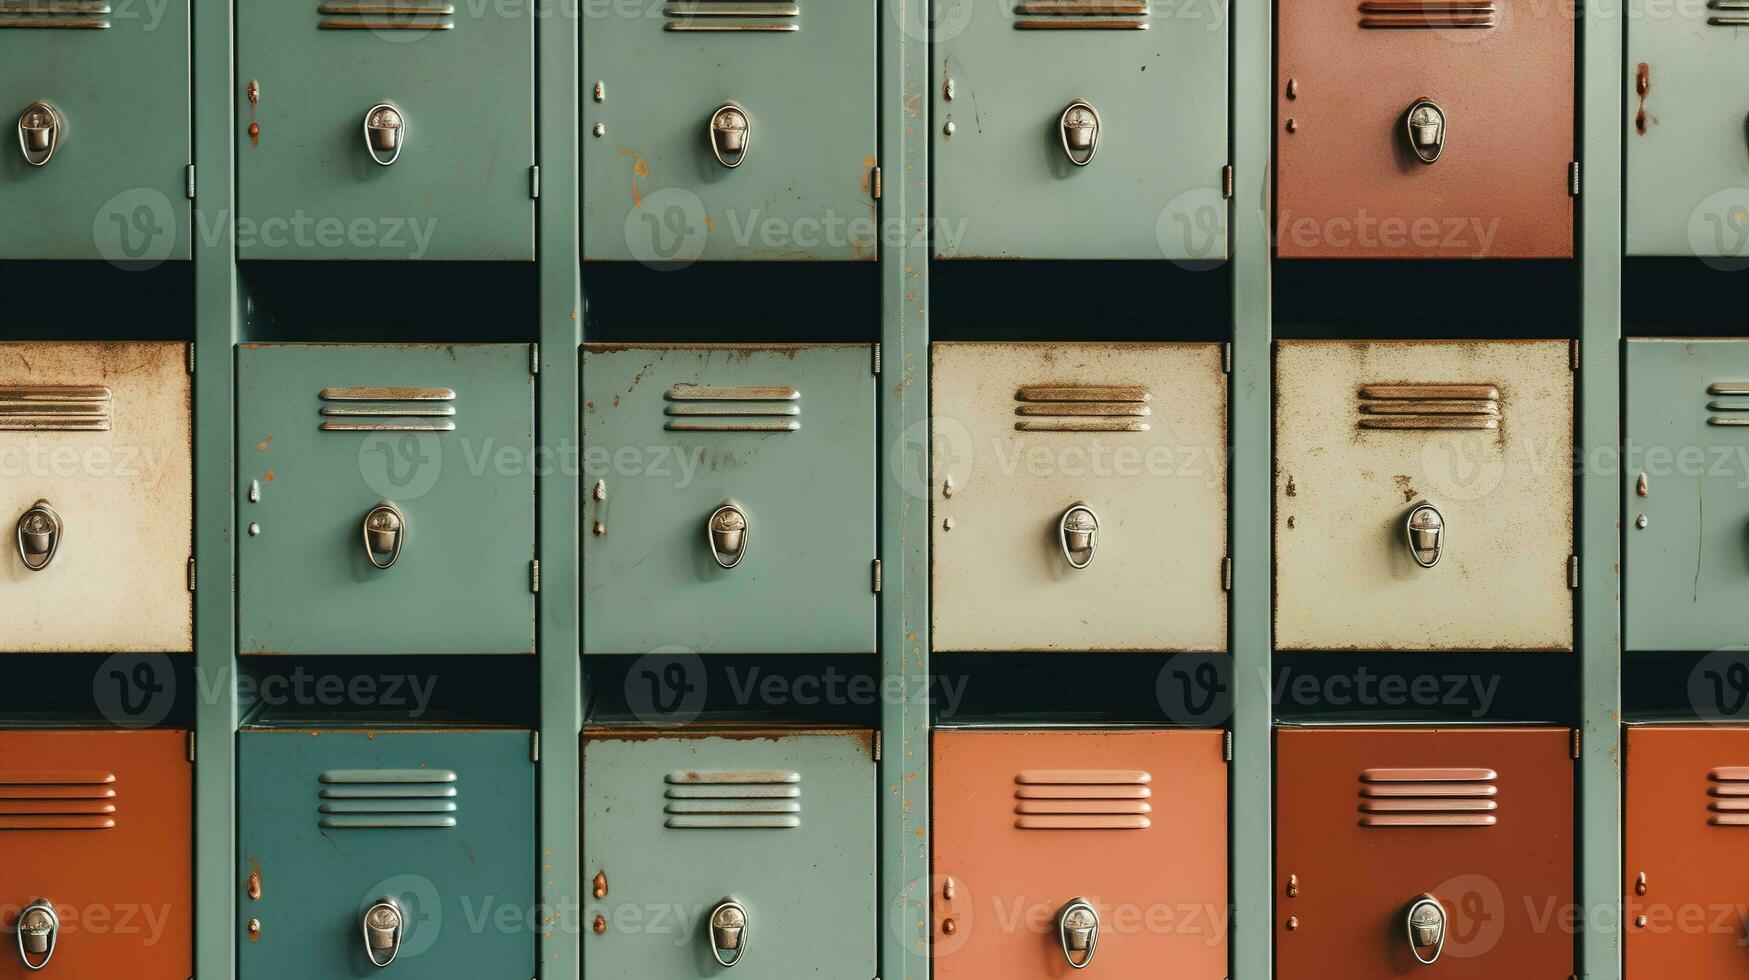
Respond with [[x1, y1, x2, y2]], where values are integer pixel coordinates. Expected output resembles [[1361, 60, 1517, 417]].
[[1360, 768, 1497, 828], [0, 0, 111, 29], [1708, 0, 1749, 26], [0, 771, 117, 831], [318, 769, 458, 829], [0, 386, 112, 432], [664, 770, 800, 829], [1357, 384, 1500, 431], [318, 0, 454, 30], [663, 0, 798, 31], [1014, 770, 1151, 830], [1706, 382, 1749, 426], [1013, 0, 1148, 28], [664, 385, 800, 432], [318, 387, 456, 432], [1359, 0, 1495, 28], [1014, 384, 1152, 433], [1707, 767, 1749, 825]]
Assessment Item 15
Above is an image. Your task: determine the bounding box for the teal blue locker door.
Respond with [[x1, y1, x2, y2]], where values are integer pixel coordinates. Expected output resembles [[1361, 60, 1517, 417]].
[[932, 2, 1229, 260], [582, 728, 877, 979], [1626, 339, 1749, 651], [581, 0, 877, 262], [235, 0, 533, 260], [581, 345, 877, 655], [0, 0, 190, 261], [238, 344, 534, 655], [238, 728, 536, 978]]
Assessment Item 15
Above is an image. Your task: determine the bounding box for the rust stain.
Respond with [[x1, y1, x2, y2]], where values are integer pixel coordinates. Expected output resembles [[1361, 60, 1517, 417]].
[[704, 215, 713, 231], [1635, 63, 1652, 135], [904, 92, 922, 118], [263, 470, 275, 482], [248, 122, 260, 147], [1286, 515, 1296, 529], [247, 81, 261, 147], [618, 148, 650, 207], [1284, 475, 1297, 497], [256, 435, 272, 452], [1393, 474, 1416, 502]]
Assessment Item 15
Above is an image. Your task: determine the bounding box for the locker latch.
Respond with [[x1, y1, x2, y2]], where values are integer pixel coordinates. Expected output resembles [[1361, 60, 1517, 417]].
[[1056, 898, 1099, 969], [1405, 893, 1446, 965], [17, 899, 58, 971], [708, 501, 749, 569], [17, 102, 61, 167], [364, 104, 404, 166], [15, 500, 62, 572], [363, 501, 406, 570], [1058, 101, 1100, 167], [709, 103, 750, 169], [1404, 500, 1444, 569], [709, 897, 749, 967], [1058, 503, 1099, 570], [1405, 99, 1445, 164], [362, 897, 404, 968]]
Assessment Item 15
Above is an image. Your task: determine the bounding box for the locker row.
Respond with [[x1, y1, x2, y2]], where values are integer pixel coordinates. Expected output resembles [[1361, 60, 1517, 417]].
[[1, 0, 1747, 262], [2, 723, 1744, 976], [9, 338, 1748, 655]]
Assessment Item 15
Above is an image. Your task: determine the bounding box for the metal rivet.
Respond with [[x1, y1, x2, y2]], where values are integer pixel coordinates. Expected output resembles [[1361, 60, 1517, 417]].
[[247, 872, 262, 900], [593, 872, 608, 899], [248, 522, 261, 537], [592, 479, 607, 501], [1285, 916, 1298, 931], [248, 479, 260, 503], [593, 915, 607, 934], [593, 122, 605, 137], [1636, 514, 1648, 529], [944, 877, 955, 900], [593, 521, 606, 536], [943, 120, 956, 137], [1635, 915, 1648, 928], [942, 517, 954, 532], [942, 476, 954, 498], [1636, 872, 1647, 896], [1286, 78, 1298, 99], [942, 918, 957, 935], [1286, 118, 1298, 133], [1637, 472, 1649, 497], [944, 77, 955, 101], [594, 81, 605, 102], [1287, 874, 1299, 898], [247, 919, 261, 940]]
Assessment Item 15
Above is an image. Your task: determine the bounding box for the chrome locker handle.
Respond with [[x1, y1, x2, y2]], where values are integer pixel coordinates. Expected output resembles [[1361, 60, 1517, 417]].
[[1059, 101, 1100, 167], [362, 897, 404, 968], [17, 899, 58, 971], [1056, 898, 1099, 970], [364, 103, 404, 166], [1058, 503, 1099, 570], [1405, 893, 1446, 965], [363, 501, 406, 570], [1405, 98, 1445, 164], [708, 897, 749, 967], [15, 500, 62, 572], [17, 102, 61, 167], [1404, 500, 1444, 569], [708, 103, 749, 168], [708, 500, 748, 569]]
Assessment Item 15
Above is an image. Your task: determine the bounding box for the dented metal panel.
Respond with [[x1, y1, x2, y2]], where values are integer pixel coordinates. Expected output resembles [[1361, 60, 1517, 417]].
[[932, 0, 1229, 259], [1276, 726, 1574, 977], [238, 728, 534, 978], [1276, 0, 1574, 258], [0, 343, 192, 652], [581, 0, 877, 261], [933, 729, 1227, 977], [1274, 340, 1574, 651], [931, 343, 1228, 651], [0, 729, 192, 979], [582, 345, 876, 654], [236, 344, 534, 655], [582, 728, 875, 979]]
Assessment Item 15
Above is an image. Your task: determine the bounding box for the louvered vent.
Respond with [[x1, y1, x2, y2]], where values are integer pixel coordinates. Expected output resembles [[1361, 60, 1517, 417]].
[[664, 770, 800, 829], [318, 387, 456, 432], [0, 386, 111, 431], [0, 771, 117, 831], [0, 0, 111, 29], [317, 0, 455, 30], [664, 385, 800, 433], [1357, 384, 1500, 431], [1359, 768, 1497, 828], [1705, 382, 1749, 426], [1014, 385, 1152, 433], [1014, 770, 1152, 831], [1358, 0, 1496, 29], [318, 769, 458, 829], [1708, 0, 1749, 27], [663, 0, 798, 32], [1013, 0, 1150, 30], [1707, 767, 1749, 826]]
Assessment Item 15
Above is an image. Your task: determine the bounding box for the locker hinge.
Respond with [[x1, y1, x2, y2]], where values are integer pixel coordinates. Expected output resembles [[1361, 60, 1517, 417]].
[[531, 342, 540, 375], [1222, 342, 1232, 374], [530, 559, 541, 594], [1571, 729, 1581, 760], [531, 730, 541, 763], [185, 342, 195, 374], [1221, 164, 1234, 199], [872, 343, 882, 375], [1568, 161, 1580, 197], [1568, 554, 1579, 589], [1222, 730, 1233, 762], [187, 730, 196, 763], [1569, 338, 1580, 371], [871, 558, 882, 593], [185, 164, 196, 200], [873, 730, 882, 762], [871, 164, 882, 200], [186, 557, 196, 592], [530, 165, 541, 199], [1221, 557, 1232, 592]]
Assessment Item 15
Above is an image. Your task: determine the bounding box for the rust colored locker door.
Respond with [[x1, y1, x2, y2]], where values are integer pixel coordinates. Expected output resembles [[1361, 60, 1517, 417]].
[[0, 729, 192, 978], [1276, 727, 1574, 977], [1275, 0, 1574, 258], [934, 729, 1228, 977], [1624, 725, 1749, 974]]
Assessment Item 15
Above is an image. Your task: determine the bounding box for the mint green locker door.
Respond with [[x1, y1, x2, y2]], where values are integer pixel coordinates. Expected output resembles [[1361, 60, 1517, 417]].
[[236, 0, 533, 259], [238, 344, 534, 655], [582, 727, 876, 978], [238, 728, 535, 978], [932, 1, 1229, 260], [1626, 339, 1749, 651], [582, 345, 876, 654], [582, 0, 877, 262], [0, 0, 189, 260]]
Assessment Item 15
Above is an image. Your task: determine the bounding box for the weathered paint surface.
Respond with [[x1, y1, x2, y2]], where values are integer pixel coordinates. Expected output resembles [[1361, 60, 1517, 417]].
[[581, 1, 877, 261], [0, 0, 191, 260], [933, 728, 1228, 977], [1276, 726, 1574, 978], [931, 342, 1228, 652], [0, 729, 193, 979], [236, 344, 534, 655], [581, 344, 876, 654], [1276, 0, 1574, 258], [581, 727, 876, 979], [0, 342, 192, 652], [1274, 340, 1574, 651]]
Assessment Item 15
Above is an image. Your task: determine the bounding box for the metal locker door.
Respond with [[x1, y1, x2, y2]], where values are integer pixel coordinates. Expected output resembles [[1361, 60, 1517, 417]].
[[237, 728, 536, 978], [931, 342, 1228, 652], [582, 727, 877, 979], [0, 342, 192, 653], [237, 344, 535, 655], [933, 728, 1228, 977]]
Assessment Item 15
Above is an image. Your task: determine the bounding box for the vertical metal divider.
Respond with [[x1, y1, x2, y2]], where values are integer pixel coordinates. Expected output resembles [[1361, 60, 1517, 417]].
[[190, 0, 239, 970], [1579, 1, 1624, 978], [879, 0, 930, 978], [538, 0, 584, 975], [1230, 0, 1274, 975]]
